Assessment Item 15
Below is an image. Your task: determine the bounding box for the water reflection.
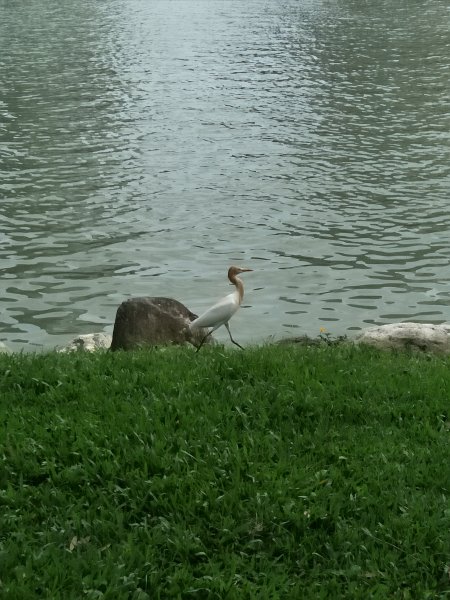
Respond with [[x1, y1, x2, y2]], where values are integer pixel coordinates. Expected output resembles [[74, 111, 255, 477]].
[[0, 0, 449, 350]]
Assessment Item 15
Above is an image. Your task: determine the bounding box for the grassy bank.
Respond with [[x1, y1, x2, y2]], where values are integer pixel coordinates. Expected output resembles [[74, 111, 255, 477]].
[[1, 344, 449, 599]]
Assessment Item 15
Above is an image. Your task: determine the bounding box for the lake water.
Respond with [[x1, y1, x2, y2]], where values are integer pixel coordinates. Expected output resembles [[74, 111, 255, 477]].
[[1, 0, 450, 351]]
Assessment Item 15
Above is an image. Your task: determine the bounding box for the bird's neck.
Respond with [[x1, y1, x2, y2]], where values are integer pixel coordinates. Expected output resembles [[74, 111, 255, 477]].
[[230, 275, 244, 304]]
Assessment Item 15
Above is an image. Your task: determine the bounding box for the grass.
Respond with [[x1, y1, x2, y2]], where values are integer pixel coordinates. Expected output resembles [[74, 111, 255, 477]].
[[0, 343, 449, 599]]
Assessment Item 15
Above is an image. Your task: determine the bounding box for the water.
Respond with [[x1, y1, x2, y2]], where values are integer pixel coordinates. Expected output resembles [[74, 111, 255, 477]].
[[1, 0, 450, 351]]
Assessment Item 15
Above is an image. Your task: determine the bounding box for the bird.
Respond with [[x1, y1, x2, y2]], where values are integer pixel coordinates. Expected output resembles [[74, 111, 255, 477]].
[[189, 266, 253, 352]]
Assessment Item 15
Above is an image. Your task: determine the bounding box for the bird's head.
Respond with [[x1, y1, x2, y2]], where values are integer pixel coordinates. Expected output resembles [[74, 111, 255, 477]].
[[228, 265, 253, 282]]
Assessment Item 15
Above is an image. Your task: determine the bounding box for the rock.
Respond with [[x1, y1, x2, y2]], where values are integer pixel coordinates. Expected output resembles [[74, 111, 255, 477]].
[[277, 335, 321, 346], [353, 322, 450, 354], [60, 333, 112, 352], [110, 297, 211, 351], [277, 334, 348, 346], [0, 341, 11, 353]]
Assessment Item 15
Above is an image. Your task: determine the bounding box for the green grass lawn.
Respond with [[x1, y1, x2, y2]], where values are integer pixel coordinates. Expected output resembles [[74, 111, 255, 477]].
[[0, 344, 449, 599]]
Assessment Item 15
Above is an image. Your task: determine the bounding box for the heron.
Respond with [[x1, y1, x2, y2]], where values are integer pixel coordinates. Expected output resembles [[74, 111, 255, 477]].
[[189, 266, 253, 352]]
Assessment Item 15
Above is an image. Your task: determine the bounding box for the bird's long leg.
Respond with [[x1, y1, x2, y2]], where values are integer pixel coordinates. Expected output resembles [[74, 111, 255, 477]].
[[196, 330, 212, 353], [225, 323, 244, 350]]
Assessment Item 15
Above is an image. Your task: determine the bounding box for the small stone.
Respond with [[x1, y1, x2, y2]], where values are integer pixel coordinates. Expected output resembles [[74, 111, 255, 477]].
[[59, 333, 112, 352], [0, 341, 11, 354]]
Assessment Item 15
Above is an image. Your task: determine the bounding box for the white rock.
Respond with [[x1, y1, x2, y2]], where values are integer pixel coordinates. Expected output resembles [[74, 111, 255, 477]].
[[0, 341, 11, 353], [59, 333, 112, 352], [354, 322, 450, 354]]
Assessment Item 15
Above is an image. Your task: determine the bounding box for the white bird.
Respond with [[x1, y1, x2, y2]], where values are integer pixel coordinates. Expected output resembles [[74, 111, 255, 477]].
[[190, 265, 253, 352]]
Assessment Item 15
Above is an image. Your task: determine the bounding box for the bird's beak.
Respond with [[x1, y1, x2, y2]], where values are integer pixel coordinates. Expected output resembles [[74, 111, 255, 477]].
[[239, 268, 253, 273]]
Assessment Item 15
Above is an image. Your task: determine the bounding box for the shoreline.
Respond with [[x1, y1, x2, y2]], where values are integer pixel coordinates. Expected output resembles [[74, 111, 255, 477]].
[[1, 321, 450, 356]]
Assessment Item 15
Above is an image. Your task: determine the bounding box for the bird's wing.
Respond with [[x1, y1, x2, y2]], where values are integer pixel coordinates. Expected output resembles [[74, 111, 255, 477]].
[[190, 292, 239, 329]]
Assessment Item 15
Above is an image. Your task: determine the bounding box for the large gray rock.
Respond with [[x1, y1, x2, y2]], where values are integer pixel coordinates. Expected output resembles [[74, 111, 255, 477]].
[[110, 297, 210, 351], [354, 322, 450, 354], [59, 333, 112, 352]]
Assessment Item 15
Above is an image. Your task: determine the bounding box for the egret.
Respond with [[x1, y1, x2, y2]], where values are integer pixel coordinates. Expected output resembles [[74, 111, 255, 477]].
[[189, 266, 253, 352]]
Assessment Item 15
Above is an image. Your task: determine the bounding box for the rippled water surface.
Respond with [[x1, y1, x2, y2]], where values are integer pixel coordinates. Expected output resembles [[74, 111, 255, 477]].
[[1, 0, 450, 350]]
